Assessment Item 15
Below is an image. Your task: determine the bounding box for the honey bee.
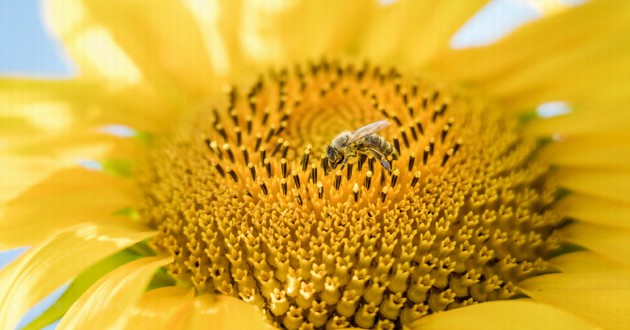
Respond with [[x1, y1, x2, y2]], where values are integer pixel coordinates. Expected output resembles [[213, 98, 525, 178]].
[[325, 119, 397, 171]]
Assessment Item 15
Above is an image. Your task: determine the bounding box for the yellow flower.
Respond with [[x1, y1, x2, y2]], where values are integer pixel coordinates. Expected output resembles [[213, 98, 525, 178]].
[[2, 0, 630, 329]]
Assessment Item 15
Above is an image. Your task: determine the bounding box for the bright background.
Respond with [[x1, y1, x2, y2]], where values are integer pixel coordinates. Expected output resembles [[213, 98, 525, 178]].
[[0, 0, 564, 329]]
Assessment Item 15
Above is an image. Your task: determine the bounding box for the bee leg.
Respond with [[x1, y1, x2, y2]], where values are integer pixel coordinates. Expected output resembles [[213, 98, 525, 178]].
[[368, 148, 392, 172]]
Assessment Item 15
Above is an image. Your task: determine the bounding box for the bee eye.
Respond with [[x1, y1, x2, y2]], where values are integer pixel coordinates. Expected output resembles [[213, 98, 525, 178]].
[[326, 146, 335, 158]]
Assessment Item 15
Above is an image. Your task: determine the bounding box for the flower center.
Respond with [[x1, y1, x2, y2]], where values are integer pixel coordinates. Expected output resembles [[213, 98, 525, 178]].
[[140, 60, 560, 329]]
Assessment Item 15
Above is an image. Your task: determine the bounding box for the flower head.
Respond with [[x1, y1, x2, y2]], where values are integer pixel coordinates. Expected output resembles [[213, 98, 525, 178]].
[[2, 0, 630, 329]]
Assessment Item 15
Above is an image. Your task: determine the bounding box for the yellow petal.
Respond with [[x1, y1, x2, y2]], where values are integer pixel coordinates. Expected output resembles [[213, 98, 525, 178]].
[[0, 168, 139, 249], [555, 169, 630, 204], [519, 272, 630, 329], [0, 77, 172, 133], [167, 294, 271, 330], [408, 299, 594, 330], [0, 222, 155, 330], [550, 251, 630, 273], [526, 107, 630, 138], [58, 257, 169, 329], [125, 286, 194, 329], [45, 0, 218, 98], [557, 194, 630, 229], [427, 0, 630, 111], [562, 222, 630, 266], [0, 155, 58, 203], [537, 136, 630, 169]]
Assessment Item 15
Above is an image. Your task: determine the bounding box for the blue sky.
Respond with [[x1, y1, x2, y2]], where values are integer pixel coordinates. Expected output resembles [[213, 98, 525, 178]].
[[0, 0, 543, 329]]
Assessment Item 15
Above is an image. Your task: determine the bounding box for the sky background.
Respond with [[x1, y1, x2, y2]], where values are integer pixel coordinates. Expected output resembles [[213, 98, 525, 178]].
[[0, 0, 547, 329]]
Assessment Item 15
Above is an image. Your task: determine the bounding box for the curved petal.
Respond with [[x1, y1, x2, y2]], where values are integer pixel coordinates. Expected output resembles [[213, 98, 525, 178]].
[[45, 0, 218, 99], [562, 222, 630, 266], [58, 257, 169, 329], [550, 251, 630, 273], [519, 272, 630, 329], [526, 107, 630, 138], [408, 299, 594, 330], [557, 194, 630, 229], [0, 222, 155, 330], [125, 286, 194, 329], [0, 168, 139, 249], [167, 294, 271, 330], [427, 0, 630, 111], [536, 136, 630, 170], [555, 169, 630, 204]]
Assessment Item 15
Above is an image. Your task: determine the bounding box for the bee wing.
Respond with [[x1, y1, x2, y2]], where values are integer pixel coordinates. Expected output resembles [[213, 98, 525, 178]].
[[345, 120, 391, 145]]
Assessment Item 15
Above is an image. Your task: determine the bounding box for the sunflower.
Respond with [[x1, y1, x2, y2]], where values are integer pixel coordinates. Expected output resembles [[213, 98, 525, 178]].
[[2, 0, 630, 329]]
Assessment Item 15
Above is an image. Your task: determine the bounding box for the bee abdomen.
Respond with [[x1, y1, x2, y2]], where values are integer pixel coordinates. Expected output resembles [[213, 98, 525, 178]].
[[363, 135, 395, 157]]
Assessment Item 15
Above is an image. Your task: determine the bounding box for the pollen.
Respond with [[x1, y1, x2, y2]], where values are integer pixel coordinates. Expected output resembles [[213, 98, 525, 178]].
[[139, 60, 560, 329]]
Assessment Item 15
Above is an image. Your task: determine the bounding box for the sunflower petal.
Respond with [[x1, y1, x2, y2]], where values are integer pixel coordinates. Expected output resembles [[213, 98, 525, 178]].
[[22, 248, 143, 330], [408, 299, 594, 330], [125, 286, 193, 329], [427, 0, 630, 111], [557, 194, 630, 229], [519, 272, 630, 329], [562, 222, 630, 266], [167, 294, 271, 330], [0, 168, 139, 249], [0, 222, 155, 330], [555, 169, 630, 204], [550, 251, 630, 273], [526, 107, 630, 138], [58, 257, 168, 329], [45, 0, 218, 98], [537, 136, 630, 169]]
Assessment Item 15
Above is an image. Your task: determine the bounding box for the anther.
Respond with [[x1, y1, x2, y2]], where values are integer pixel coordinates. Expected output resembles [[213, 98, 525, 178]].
[[346, 163, 354, 181], [317, 182, 324, 199], [281, 159, 288, 178], [248, 97, 257, 114], [281, 179, 288, 195], [409, 124, 418, 141], [400, 128, 410, 148], [353, 183, 360, 202], [294, 191, 303, 205], [262, 108, 270, 126], [259, 179, 268, 195], [454, 139, 462, 155], [228, 168, 238, 182], [408, 152, 416, 171], [429, 138, 435, 155], [214, 163, 225, 177], [441, 125, 450, 143], [411, 82, 418, 96], [281, 141, 290, 158], [358, 155, 366, 171], [423, 146, 430, 165], [391, 115, 402, 127], [223, 143, 235, 163], [408, 106, 415, 118], [254, 133, 262, 152], [402, 91, 409, 105], [215, 124, 228, 141], [365, 171, 373, 189], [411, 171, 421, 188], [393, 137, 401, 155], [229, 110, 239, 126], [271, 138, 284, 157], [264, 158, 272, 177], [335, 170, 342, 190], [441, 149, 454, 167], [301, 149, 311, 171], [235, 128, 242, 145], [241, 146, 249, 164], [276, 121, 287, 136], [259, 149, 267, 166], [246, 116, 253, 135], [207, 140, 223, 160], [311, 164, 318, 183], [416, 120, 424, 135], [248, 163, 256, 181], [368, 156, 375, 173], [265, 126, 276, 143], [381, 186, 389, 203], [292, 171, 301, 188], [390, 169, 399, 188], [321, 157, 330, 176]]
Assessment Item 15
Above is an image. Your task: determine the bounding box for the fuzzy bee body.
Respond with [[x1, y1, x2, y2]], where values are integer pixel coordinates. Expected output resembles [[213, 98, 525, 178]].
[[325, 120, 397, 171]]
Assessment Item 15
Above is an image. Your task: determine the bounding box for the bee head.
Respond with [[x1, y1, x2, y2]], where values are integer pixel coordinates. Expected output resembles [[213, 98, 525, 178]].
[[326, 145, 342, 169]]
